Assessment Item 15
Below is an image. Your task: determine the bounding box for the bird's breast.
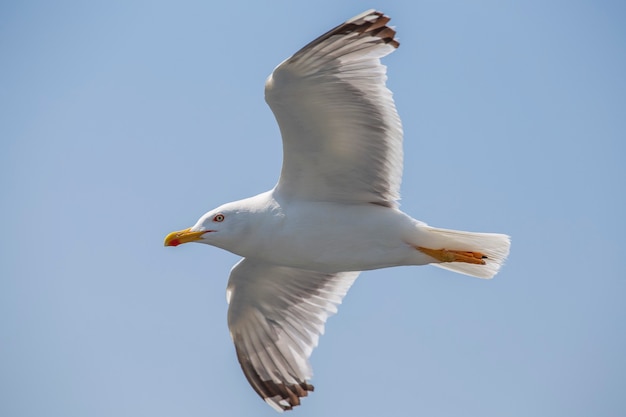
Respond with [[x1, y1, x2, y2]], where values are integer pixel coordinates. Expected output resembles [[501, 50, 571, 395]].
[[238, 202, 417, 272]]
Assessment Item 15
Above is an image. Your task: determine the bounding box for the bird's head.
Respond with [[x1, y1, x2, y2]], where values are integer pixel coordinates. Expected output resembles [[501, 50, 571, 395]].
[[164, 204, 252, 251]]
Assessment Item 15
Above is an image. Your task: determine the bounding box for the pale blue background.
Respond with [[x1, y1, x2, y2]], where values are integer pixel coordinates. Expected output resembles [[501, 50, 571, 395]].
[[2, 1, 625, 416]]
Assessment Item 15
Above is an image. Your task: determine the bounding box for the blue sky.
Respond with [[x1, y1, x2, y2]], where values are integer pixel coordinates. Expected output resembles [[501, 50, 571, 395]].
[[2, 1, 625, 416]]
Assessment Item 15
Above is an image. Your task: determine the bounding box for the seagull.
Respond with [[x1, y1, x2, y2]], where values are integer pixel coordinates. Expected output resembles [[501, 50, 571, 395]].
[[164, 9, 510, 412]]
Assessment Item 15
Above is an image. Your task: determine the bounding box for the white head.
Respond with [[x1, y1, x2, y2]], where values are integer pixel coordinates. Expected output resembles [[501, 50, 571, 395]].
[[164, 202, 255, 252]]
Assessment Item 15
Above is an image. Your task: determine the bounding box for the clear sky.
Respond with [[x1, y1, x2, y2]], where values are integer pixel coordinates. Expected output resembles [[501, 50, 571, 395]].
[[2, 1, 625, 416]]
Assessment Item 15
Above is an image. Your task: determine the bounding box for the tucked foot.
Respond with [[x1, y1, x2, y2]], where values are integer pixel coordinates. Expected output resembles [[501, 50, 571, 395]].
[[417, 247, 487, 265]]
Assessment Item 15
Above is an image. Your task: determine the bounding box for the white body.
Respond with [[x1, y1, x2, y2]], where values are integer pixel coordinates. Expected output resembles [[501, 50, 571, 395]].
[[193, 189, 509, 279], [195, 190, 430, 273]]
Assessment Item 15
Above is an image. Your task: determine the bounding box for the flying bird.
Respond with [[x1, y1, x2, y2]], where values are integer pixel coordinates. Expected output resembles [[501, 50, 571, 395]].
[[164, 9, 510, 412]]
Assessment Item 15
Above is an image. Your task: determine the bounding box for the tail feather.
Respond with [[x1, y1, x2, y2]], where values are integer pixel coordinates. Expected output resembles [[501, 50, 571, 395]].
[[422, 226, 511, 279]]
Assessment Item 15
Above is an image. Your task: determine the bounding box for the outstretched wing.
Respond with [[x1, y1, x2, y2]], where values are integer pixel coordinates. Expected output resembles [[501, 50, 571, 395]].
[[265, 10, 403, 208], [226, 258, 360, 411]]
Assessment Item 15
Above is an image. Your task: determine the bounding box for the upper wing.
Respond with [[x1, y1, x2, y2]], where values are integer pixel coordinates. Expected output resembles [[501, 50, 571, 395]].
[[226, 258, 360, 411], [265, 10, 403, 208]]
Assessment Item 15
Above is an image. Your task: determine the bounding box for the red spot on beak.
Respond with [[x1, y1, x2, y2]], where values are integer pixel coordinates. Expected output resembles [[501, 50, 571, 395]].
[[164, 228, 208, 247]]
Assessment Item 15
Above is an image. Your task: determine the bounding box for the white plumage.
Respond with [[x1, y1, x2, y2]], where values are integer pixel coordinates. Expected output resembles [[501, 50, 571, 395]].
[[164, 10, 510, 412]]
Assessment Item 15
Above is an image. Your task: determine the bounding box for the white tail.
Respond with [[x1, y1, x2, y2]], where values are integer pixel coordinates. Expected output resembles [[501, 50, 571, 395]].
[[422, 225, 511, 279]]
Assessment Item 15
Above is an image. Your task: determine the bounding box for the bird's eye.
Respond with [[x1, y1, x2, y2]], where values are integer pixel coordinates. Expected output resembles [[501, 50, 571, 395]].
[[213, 214, 225, 222]]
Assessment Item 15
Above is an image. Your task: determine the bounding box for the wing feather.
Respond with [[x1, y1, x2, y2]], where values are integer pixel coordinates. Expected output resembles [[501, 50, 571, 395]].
[[265, 10, 403, 208], [227, 258, 359, 411]]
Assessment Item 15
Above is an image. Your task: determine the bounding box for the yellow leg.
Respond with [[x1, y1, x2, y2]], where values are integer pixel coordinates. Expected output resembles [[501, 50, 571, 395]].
[[417, 247, 487, 265]]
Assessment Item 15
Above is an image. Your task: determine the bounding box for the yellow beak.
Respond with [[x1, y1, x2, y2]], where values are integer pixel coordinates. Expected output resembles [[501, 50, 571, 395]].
[[164, 228, 207, 247]]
